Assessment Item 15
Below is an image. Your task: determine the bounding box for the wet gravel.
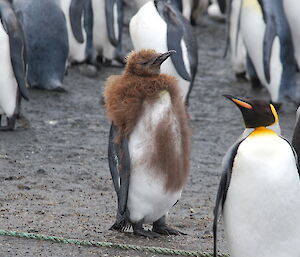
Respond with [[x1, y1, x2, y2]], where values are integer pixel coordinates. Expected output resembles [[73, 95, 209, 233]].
[[0, 8, 298, 257]]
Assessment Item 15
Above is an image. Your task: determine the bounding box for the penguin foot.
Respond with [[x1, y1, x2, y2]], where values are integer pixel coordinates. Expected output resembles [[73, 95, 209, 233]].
[[250, 78, 263, 90], [0, 116, 16, 131], [152, 216, 186, 236], [152, 225, 186, 236], [110, 217, 131, 232], [235, 72, 247, 81], [132, 221, 160, 238], [133, 228, 160, 238]]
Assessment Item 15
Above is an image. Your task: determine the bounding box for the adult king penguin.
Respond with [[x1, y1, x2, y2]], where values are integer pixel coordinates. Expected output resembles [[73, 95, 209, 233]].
[[240, 0, 299, 106], [12, 0, 69, 91], [87, 0, 124, 65], [214, 95, 300, 257], [105, 49, 191, 237], [61, 0, 88, 64], [130, 0, 198, 105], [0, 0, 28, 130]]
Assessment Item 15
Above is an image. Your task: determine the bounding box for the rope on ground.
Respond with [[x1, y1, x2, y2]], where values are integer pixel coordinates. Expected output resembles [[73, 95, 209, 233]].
[[0, 229, 228, 257]]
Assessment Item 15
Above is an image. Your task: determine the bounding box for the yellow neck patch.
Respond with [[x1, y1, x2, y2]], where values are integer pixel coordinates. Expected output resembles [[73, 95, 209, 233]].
[[243, 0, 262, 12], [270, 104, 279, 125], [249, 127, 277, 137]]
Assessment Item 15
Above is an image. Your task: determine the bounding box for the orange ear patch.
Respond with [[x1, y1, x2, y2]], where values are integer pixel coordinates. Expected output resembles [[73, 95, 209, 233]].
[[232, 98, 253, 109]]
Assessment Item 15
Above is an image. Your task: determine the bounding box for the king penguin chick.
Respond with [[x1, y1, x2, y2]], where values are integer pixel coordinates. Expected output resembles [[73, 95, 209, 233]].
[[214, 95, 300, 257], [104, 49, 191, 238]]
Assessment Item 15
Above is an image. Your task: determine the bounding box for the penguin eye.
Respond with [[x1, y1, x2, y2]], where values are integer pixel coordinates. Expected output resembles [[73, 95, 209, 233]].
[[138, 60, 149, 65]]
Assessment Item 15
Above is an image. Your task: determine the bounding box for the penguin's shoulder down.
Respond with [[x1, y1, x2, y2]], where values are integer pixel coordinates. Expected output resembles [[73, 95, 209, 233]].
[[104, 73, 182, 141]]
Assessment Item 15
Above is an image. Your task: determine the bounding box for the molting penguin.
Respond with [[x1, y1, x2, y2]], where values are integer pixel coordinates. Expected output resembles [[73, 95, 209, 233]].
[[105, 49, 191, 237], [0, 0, 28, 130], [12, 0, 69, 91], [130, 0, 198, 105], [87, 0, 124, 65], [61, 0, 87, 64], [240, 0, 299, 106], [214, 95, 300, 257]]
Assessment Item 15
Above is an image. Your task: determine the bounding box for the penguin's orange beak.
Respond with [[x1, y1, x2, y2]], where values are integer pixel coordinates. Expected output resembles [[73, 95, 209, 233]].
[[152, 50, 176, 66], [224, 95, 253, 109]]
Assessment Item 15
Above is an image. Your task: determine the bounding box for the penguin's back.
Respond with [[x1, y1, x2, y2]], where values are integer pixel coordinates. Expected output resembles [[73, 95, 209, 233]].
[[224, 130, 300, 257], [127, 90, 189, 223]]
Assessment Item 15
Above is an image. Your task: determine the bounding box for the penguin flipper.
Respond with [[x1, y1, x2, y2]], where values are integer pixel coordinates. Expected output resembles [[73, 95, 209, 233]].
[[70, 0, 86, 43], [163, 5, 191, 81], [108, 123, 131, 230], [281, 137, 300, 179], [105, 0, 122, 47], [259, 2, 276, 84], [1, 8, 29, 101], [213, 139, 244, 257]]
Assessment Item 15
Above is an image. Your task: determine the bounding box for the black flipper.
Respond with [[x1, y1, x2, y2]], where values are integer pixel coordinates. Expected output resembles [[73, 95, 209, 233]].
[[108, 123, 131, 230], [213, 139, 244, 257], [167, 0, 183, 12], [259, 0, 276, 84], [0, 1, 28, 101], [282, 137, 300, 179], [217, 0, 226, 14], [156, 2, 191, 81], [105, 0, 123, 47], [70, 0, 86, 43]]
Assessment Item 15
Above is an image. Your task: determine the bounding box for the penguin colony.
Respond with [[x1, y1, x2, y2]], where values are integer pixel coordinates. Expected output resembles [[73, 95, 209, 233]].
[[1, 0, 300, 256]]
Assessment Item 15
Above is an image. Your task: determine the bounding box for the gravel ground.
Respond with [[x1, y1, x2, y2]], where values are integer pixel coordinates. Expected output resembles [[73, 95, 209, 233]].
[[0, 6, 298, 257]]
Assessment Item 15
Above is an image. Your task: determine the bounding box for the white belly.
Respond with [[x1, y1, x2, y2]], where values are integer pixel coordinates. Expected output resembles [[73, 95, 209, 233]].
[[127, 92, 182, 224], [224, 134, 300, 257], [91, 0, 115, 60], [60, 0, 87, 63], [241, 0, 282, 102], [283, 0, 300, 69], [229, 0, 246, 74], [129, 1, 190, 101], [0, 24, 17, 117]]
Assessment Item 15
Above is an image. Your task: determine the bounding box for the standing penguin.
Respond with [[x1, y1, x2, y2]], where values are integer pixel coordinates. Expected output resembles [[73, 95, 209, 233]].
[[61, 0, 88, 64], [12, 0, 69, 91], [240, 0, 299, 106], [0, 0, 28, 130], [292, 106, 300, 160], [130, 0, 198, 105], [214, 95, 300, 257], [87, 0, 124, 65], [105, 49, 191, 237], [283, 0, 300, 69]]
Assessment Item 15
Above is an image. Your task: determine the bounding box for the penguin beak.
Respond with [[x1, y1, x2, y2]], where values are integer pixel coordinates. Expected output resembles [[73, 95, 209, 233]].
[[152, 50, 176, 66], [223, 95, 253, 109]]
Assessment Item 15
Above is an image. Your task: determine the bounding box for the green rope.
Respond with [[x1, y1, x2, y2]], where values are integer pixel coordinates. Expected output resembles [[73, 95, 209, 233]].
[[0, 229, 228, 257]]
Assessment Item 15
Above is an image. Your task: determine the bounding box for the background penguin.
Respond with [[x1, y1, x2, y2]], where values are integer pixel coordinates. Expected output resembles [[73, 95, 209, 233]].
[[292, 106, 300, 160], [12, 0, 69, 91], [283, 0, 300, 69], [0, 0, 28, 130], [105, 49, 191, 237], [61, 0, 88, 64], [129, 0, 198, 105], [87, 0, 124, 66], [214, 95, 300, 257], [240, 0, 299, 106], [225, 0, 247, 79]]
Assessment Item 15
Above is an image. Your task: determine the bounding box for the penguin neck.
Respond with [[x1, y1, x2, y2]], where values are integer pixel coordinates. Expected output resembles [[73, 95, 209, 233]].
[[249, 127, 278, 137]]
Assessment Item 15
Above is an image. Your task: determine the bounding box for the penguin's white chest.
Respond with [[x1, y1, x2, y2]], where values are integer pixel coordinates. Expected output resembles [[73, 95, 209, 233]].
[[127, 91, 182, 224], [224, 133, 300, 257], [0, 24, 18, 117], [129, 1, 190, 101], [60, 0, 87, 63]]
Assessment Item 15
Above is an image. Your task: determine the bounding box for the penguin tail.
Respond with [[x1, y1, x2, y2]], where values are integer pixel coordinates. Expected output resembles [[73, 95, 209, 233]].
[[109, 215, 131, 232]]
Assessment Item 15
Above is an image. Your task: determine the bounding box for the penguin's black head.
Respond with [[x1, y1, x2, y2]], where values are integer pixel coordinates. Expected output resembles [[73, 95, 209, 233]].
[[125, 49, 176, 76], [224, 95, 279, 128]]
